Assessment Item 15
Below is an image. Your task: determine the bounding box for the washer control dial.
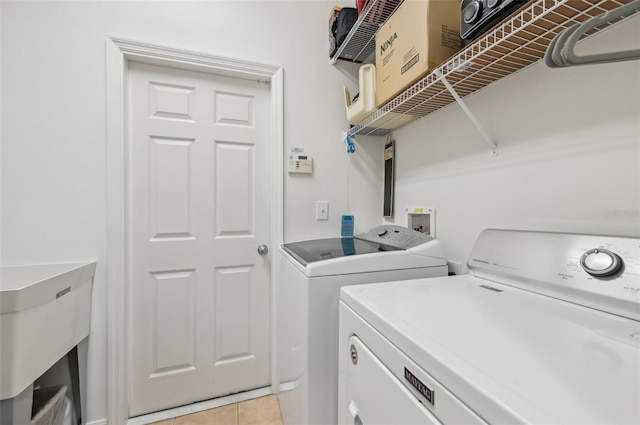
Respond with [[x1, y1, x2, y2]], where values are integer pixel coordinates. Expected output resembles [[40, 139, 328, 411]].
[[580, 248, 623, 277]]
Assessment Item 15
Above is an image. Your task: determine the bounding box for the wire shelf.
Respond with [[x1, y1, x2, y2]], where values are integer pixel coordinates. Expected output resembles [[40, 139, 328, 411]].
[[350, 0, 636, 136], [330, 0, 404, 64]]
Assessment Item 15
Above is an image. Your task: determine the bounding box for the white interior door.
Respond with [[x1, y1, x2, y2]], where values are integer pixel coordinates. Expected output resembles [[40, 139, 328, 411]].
[[127, 61, 271, 417]]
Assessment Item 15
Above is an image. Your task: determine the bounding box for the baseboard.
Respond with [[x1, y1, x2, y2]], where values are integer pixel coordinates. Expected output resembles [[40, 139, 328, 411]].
[[86, 419, 108, 425]]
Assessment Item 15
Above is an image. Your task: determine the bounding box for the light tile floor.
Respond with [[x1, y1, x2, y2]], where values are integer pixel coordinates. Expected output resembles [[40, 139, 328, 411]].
[[150, 395, 283, 425]]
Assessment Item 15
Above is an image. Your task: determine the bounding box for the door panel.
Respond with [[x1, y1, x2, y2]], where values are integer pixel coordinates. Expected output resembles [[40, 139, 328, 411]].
[[128, 61, 271, 417], [214, 91, 254, 125], [214, 266, 254, 364], [149, 82, 195, 121], [215, 141, 253, 235], [150, 270, 196, 376], [149, 137, 194, 239]]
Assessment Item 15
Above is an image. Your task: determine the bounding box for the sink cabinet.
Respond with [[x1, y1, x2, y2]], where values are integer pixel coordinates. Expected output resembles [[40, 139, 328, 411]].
[[0, 262, 96, 424]]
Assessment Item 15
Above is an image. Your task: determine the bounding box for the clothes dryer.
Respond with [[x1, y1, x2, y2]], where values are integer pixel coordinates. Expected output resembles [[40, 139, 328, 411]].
[[278, 225, 448, 425], [339, 229, 640, 425]]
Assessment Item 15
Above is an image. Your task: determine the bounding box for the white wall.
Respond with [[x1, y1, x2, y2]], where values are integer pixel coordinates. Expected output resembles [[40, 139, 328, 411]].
[[0, 1, 381, 422], [384, 16, 640, 270]]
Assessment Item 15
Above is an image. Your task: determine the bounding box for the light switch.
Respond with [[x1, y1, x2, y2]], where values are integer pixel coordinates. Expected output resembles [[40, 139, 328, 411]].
[[316, 201, 329, 220]]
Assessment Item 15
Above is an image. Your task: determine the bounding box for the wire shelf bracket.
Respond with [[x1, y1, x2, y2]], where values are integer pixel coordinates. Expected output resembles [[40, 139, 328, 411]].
[[436, 70, 498, 157]]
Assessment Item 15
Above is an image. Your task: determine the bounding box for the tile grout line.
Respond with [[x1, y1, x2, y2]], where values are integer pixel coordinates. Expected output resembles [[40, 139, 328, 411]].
[[235, 402, 239, 425]]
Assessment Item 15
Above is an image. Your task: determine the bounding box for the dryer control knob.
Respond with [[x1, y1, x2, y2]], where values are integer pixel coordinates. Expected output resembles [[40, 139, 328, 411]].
[[580, 248, 623, 277]]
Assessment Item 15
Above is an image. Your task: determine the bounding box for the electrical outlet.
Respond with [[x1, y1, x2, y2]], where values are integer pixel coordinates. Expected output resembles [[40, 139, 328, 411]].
[[316, 201, 329, 220]]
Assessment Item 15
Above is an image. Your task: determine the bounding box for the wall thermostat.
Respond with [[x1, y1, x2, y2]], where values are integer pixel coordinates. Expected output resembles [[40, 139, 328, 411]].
[[288, 153, 313, 173]]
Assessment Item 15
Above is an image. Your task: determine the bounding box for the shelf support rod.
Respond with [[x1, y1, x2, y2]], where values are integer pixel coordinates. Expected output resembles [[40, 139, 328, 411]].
[[436, 71, 498, 157]]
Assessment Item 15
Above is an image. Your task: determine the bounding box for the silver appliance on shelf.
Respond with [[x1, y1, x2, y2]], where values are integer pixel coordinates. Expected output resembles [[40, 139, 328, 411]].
[[461, 0, 527, 42]]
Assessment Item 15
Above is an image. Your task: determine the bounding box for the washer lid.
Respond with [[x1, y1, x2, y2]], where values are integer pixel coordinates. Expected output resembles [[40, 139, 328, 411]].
[[282, 237, 400, 266], [281, 237, 446, 277], [341, 276, 640, 424]]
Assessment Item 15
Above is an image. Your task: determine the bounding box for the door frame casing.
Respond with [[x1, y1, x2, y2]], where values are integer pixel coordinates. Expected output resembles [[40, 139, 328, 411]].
[[106, 37, 284, 423]]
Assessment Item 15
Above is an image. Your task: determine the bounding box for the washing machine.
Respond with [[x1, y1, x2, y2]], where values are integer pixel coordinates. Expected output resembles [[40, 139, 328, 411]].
[[338, 229, 640, 424], [277, 225, 448, 425]]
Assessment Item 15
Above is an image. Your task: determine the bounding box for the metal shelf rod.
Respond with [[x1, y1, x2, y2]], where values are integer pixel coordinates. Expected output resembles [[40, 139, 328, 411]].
[[436, 71, 498, 157]]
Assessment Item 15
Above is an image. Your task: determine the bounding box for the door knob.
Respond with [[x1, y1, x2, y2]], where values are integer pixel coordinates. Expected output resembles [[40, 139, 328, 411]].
[[257, 245, 269, 256]]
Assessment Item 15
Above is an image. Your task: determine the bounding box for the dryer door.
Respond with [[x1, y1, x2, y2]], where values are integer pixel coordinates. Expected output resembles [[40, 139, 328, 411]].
[[344, 336, 442, 425]]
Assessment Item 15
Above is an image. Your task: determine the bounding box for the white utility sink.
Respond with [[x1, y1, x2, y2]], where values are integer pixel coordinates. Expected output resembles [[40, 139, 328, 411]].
[[0, 262, 96, 401]]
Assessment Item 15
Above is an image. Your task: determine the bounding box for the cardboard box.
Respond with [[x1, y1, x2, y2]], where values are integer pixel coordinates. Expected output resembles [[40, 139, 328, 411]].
[[375, 0, 461, 108]]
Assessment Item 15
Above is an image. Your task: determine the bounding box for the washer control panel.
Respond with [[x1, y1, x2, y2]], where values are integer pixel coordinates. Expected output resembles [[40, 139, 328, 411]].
[[356, 225, 434, 250]]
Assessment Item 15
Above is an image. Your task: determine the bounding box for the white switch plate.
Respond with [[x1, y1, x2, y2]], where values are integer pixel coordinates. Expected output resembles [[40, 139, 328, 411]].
[[316, 201, 329, 220]]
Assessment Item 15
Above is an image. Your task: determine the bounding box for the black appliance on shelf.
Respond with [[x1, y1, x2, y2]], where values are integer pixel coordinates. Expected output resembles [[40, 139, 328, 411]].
[[460, 0, 527, 42]]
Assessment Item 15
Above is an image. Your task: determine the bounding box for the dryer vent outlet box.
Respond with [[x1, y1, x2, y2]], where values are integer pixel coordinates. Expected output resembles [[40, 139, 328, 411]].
[[405, 207, 435, 237]]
